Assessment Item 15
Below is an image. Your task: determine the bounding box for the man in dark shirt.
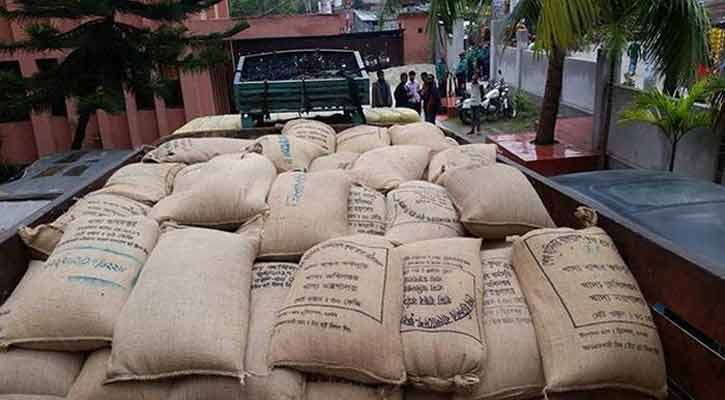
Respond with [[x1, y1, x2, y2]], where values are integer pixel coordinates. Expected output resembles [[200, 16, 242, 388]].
[[371, 70, 392, 107], [394, 73, 409, 108]]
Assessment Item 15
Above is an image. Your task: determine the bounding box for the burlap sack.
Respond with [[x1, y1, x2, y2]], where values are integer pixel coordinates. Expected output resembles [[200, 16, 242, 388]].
[[511, 227, 667, 398], [150, 153, 276, 228], [171, 114, 241, 136], [66, 349, 170, 400], [268, 234, 406, 384], [350, 145, 431, 192], [0, 395, 65, 399], [167, 377, 245, 400], [246, 262, 305, 400], [0, 216, 159, 351], [253, 134, 326, 172], [405, 390, 452, 400], [384, 181, 464, 245], [305, 380, 402, 400], [18, 193, 150, 257], [171, 163, 209, 193], [349, 184, 387, 235], [309, 152, 360, 172], [282, 119, 336, 153], [336, 125, 391, 153], [96, 162, 184, 204], [143, 138, 254, 164], [364, 108, 421, 125], [0, 348, 83, 397], [427, 144, 497, 185], [442, 164, 555, 239], [397, 238, 485, 393], [388, 123, 455, 153], [260, 171, 351, 259], [455, 247, 544, 400], [107, 226, 258, 382]]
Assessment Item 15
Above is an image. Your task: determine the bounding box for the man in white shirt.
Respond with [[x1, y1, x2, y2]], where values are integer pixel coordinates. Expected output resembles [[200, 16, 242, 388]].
[[406, 70, 421, 115], [468, 72, 482, 136]]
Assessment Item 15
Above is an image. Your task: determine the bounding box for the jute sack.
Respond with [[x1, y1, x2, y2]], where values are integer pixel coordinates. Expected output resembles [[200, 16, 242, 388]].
[[511, 227, 667, 398], [336, 125, 391, 153], [268, 234, 406, 384], [388, 123, 455, 153], [455, 247, 544, 400], [384, 181, 464, 245], [171, 114, 241, 136], [282, 119, 336, 153], [0, 347, 83, 397], [364, 107, 421, 125], [350, 145, 431, 192], [18, 192, 150, 258], [349, 184, 387, 235], [167, 377, 245, 400], [0, 216, 159, 351], [149, 153, 276, 229], [260, 170, 351, 259], [66, 349, 170, 400], [396, 238, 485, 393], [246, 262, 305, 400], [143, 138, 254, 164], [0, 395, 64, 399], [427, 144, 497, 185], [405, 389, 452, 400], [309, 152, 359, 172], [442, 164, 555, 239], [107, 226, 258, 382], [171, 163, 209, 193], [95, 162, 184, 204], [305, 379, 402, 400], [253, 134, 326, 172]]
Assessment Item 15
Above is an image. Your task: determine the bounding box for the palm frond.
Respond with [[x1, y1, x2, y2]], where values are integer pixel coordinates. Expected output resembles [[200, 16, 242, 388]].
[[537, 0, 598, 51], [637, 0, 710, 85], [504, 0, 540, 49]]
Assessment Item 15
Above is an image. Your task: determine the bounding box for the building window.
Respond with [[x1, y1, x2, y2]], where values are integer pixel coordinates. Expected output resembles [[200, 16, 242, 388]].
[[161, 66, 184, 108], [36, 59, 68, 117], [135, 88, 156, 111], [0, 61, 30, 122]]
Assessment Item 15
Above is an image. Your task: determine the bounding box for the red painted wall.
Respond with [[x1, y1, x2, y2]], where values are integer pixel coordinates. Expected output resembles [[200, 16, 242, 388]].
[[398, 13, 431, 64]]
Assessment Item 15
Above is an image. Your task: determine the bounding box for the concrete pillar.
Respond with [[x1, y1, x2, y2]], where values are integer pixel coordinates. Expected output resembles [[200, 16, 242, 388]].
[[446, 19, 465, 74], [515, 30, 529, 89], [489, 18, 505, 82]]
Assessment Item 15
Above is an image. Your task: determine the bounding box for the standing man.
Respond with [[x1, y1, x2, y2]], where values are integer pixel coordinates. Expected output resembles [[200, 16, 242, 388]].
[[455, 53, 467, 96], [371, 70, 392, 107], [627, 42, 641, 77], [468, 73, 483, 136], [478, 43, 490, 81], [394, 72, 409, 108], [436, 57, 448, 98], [424, 74, 441, 123], [406, 70, 422, 114]]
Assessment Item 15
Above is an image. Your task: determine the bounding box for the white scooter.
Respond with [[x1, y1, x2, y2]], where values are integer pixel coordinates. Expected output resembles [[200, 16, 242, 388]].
[[457, 70, 517, 124]]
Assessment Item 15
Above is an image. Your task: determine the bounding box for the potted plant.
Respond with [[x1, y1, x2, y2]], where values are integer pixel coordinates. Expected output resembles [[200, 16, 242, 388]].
[[619, 80, 714, 172]]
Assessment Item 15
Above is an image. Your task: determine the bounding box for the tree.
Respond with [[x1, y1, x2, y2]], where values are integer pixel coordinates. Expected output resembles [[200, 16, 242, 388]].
[[619, 80, 712, 172], [506, 0, 710, 148], [230, 0, 306, 17], [0, 1, 247, 150]]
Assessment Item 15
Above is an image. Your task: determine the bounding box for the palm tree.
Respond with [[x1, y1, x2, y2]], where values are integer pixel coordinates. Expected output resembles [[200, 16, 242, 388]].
[[619, 80, 712, 172], [506, 0, 710, 149]]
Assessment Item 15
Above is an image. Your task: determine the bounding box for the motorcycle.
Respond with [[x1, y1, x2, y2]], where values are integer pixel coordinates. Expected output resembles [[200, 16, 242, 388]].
[[457, 70, 517, 124]]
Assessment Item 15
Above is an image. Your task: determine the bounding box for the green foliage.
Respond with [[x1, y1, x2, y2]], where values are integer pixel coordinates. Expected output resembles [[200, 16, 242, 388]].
[[230, 0, 306, 17], [513, 89, 536, 116], [620, 80, 713, 171], [0, 0, 247, 148]]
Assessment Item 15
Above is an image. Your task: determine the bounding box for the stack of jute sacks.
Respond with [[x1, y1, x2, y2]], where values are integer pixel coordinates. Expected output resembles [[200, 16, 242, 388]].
[[4, 118, 667, 400]]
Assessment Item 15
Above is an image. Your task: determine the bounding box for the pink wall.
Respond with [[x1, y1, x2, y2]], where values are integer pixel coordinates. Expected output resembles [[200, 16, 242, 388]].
[[398, 13, 431, 64], [0, 121, 37, 164]]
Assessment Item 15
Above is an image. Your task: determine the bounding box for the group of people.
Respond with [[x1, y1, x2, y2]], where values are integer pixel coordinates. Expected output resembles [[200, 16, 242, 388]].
[[372, 69, 442, 123]]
